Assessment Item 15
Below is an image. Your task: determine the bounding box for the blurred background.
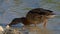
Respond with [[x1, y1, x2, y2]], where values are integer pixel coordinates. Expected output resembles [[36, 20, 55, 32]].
[[0, 0, 60, 34]]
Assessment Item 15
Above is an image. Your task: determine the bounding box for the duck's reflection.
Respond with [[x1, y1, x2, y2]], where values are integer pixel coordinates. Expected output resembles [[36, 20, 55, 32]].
[[4, 26, 54, 34], [24, 26, 54, 34]]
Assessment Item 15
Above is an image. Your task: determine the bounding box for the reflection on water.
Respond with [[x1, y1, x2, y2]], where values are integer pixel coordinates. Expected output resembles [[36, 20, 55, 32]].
[[1, 26, 55, 34], [25, 26, 54, 34]]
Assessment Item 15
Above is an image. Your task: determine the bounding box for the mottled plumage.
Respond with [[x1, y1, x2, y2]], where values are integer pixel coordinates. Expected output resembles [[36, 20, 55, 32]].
[[7, 8, 55, 27]]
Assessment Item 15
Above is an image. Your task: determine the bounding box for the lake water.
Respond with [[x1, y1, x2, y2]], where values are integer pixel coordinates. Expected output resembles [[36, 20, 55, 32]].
[[0, 0, 60, 34]]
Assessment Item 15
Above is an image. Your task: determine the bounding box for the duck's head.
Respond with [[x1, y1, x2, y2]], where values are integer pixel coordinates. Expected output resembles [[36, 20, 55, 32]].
[[41, 10, 55, 18], [29, 8, 55, 18]]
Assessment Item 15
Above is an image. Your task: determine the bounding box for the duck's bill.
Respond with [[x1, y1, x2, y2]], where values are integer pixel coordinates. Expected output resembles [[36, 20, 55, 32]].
[[46, 15, 56, 18]]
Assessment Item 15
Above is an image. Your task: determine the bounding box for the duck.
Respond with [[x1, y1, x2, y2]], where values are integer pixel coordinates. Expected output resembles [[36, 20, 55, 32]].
[[6, 8, 55, 28]]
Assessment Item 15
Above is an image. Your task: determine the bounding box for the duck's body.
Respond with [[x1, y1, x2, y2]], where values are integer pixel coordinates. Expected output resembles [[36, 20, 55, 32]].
[[8, 16, 43, 26], [7, 8, 55, 27]]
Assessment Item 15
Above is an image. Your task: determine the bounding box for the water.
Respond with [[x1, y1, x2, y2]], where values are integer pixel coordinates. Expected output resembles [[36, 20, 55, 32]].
[[0, 20, 60, 34], [0, 0, 60, 34]]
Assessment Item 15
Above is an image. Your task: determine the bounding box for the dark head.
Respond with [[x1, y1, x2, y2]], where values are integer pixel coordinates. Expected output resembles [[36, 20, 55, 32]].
[[28, 8, 55, 18], [41, 9, 55, 18]]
